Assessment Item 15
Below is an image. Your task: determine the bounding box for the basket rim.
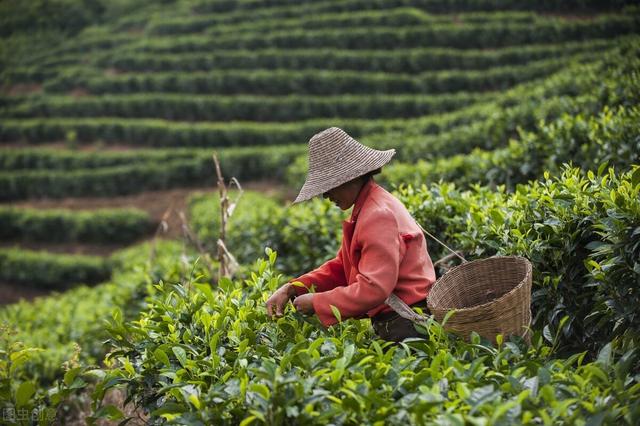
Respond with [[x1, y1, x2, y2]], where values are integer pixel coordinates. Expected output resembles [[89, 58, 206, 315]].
[[427, 255, 532, 314]]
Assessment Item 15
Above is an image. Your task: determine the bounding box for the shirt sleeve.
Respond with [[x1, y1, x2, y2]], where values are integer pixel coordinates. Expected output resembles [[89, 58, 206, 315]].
[[290, 248, 347, 296], [312, 207, 401, 326]]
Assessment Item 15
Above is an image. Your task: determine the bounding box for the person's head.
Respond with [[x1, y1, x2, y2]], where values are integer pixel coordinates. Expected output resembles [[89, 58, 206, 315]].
[[322, 168, 381, 210], [293, 127, 394, 206]]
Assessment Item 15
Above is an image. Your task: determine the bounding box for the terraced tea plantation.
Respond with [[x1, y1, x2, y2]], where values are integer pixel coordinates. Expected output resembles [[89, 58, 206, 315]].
[[1, 0, 639, 424]]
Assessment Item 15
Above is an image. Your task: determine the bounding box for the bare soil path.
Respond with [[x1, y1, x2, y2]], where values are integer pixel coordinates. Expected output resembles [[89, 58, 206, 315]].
[[0, 281, 50, 305]]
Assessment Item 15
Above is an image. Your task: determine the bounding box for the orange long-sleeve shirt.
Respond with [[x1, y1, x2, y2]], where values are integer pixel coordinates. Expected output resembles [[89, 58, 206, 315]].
[[293, 179, 436, 326]]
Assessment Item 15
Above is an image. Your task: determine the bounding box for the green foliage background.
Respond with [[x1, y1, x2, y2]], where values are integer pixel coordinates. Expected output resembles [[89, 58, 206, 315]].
[[0, 0, 638, 424]]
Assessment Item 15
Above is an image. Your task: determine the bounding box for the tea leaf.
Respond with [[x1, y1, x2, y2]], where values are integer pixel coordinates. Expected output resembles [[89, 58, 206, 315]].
[[94, 405, 124, 421], [15, 381, 35, 407], [330, 305, 342, 323], [154, 348, 170, 367], [172, 347, 187, 367], [596, 342, 612, 368]]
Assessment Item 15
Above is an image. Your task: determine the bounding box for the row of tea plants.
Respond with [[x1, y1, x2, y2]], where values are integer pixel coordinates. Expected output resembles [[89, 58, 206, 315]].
[[81, 240, 639, 424], [0, 240, 212, 422]]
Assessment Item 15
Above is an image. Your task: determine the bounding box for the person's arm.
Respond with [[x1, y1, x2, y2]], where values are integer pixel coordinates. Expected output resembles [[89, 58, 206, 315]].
[[312, 207, 401, 326], [290, 248, 347, 296], [266, 247, 346, 319]]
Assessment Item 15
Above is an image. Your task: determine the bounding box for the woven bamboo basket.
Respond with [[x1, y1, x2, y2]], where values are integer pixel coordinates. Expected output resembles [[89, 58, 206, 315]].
[[426, 256, 532, 343]]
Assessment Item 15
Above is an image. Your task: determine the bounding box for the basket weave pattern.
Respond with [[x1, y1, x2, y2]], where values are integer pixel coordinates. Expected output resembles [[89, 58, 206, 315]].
[[426, 256, 532, 343]]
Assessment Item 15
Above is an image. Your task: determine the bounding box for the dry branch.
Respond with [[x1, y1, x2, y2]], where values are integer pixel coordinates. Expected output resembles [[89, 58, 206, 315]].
[[212, 153, 243, 280], [148, 203, 173, 267]]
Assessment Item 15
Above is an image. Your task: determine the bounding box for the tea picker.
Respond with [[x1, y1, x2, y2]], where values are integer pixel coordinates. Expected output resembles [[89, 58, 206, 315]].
[[266, 127, 532, 343]]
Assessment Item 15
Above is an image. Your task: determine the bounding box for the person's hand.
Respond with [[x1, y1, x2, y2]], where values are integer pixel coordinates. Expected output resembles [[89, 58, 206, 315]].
[[266, 283, 296, 319], [293, 293, 315, 315]]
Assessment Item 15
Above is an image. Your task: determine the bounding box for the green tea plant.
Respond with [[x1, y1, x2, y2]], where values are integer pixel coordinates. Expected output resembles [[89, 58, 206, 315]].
[[0, 206, 154, 244], [282, 44, 638, 190], [40, 53, 594, 96], [371, 44, 640, 161], [103, 15, 639, 52], [196, 164, 640, 355], [381, 105, 640, 190], [400, 166, 640, 354], [0, 240, 207, 384], [0, 145, 305, 200], [0, 248, 111, 289], [169, 9, 544, 36], [3, 91, 494, 122], [192, 0, 635, 15], [0, 328, 58, 426], [189, 191, 345, 277], [87, 248, 640, 425], [88, 38, 618, 74], [202, 163, 640, 356]]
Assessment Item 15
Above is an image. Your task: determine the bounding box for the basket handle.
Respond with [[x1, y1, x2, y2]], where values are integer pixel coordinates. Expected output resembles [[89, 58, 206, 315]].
[[413, 219, 467, 264]]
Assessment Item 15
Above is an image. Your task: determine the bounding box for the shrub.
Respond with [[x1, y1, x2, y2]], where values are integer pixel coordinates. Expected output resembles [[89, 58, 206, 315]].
[[4, 91, 493, 122], [381, 105, 640, 190], [400, 166, 640, 353], [192, 0, 635, 14], [42, 53, 593, 95], [0, 240, 197, 383], [0, 145, 305, 200], [0, 248, 111, 289], [0, 207, 155, 244], [95, 38, 616, 74], [189, 191, 345, 277], [86, 249, 640, 424]]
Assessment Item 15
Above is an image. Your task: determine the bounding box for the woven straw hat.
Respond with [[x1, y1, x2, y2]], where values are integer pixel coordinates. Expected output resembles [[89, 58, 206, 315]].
[[294, 127, 395, 203]]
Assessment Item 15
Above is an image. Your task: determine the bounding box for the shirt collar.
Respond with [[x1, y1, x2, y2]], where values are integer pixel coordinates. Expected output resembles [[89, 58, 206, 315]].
[[350, 178, 376, 222]]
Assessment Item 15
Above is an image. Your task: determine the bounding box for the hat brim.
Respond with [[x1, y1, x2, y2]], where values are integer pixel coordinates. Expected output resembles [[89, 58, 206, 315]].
[[293, 148, 395, 204]]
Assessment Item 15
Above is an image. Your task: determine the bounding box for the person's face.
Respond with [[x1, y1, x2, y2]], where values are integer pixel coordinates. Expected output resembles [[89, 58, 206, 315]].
[[322, 178, 365, 210]]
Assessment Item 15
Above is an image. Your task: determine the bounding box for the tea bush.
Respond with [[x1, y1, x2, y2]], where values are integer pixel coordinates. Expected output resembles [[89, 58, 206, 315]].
[[2, 1, 639, 423], [374, 44, 640, 160], [284, 44, 638, 188], [98, 38, 606, 74], [40, 10, 634, 59], [0, 145, 305, 200], [41, 54, 590, 96], [86, 249, 640, 425], [161, 9, 541, 36], [0, 147, 194, 170], [3, 46, 630, 151], [381, 105, 640, 190], [0, 0, 103, 37], [217, 165, 640, 355], [4, 166, 638, 423], [0, 206, 154, 244], [0, 240, 211, 424], [129, 15, 638, 51], [0, 240, 198, 383], [189, 191, 345, 277], [0, 248, 111, 289], [400, 166, 640, 353], [7, 40, 635, 154], [192, 0, 634, 14], [3, 91, 494, 122], [0, 330, 60, 425]]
